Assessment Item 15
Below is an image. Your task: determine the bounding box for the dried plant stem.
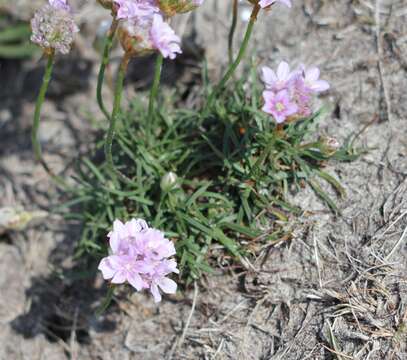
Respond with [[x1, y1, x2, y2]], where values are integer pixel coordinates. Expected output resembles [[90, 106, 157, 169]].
[[104, 53, 133, 184], [31, 53, 69, 189], [97, 17, 118, 120], [147, 53, 164, 133], [206, 3, 261, 109], [228, 0, 239, 65]]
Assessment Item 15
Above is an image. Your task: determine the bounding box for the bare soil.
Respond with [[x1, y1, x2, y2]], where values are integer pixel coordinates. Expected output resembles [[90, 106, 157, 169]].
[[0, 0, 406, 359]]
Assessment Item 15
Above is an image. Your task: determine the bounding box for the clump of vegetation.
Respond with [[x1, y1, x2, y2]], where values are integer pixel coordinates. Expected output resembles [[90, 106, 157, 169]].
[[29, 0, 360, 300], [66, 67, 358, 280]]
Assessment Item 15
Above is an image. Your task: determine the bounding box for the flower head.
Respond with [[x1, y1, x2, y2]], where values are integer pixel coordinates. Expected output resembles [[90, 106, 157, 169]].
[[49, 0, 71, 11], [150, 14, 182, 59], [300, 65, 330, 93], [262, 89, 298, 123], [98, 219, 179, 303], [31, 4, 79, 55], [261, 61, 329, 124], [114, 0, 159, 23], [261, 61, 296, 92], [118, 12, 182, 59]]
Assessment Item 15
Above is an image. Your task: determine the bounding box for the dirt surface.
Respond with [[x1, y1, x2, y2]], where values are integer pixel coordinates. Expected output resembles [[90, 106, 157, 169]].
[[1, 0, 407, 359]]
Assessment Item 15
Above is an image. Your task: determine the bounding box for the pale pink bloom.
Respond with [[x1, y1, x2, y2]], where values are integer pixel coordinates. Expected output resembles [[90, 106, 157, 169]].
[[31, 4, 79, 54], [261, 61, 296, 92], [98, 218, 179, 303], [114, 0, 159, 22], [49, 0, 70, 11], [299, 65, 330, 93], [261, 60, 329, 121], [288, 75, 312, 118], [259, 0, 292, 9], [150, 14, 182, 59], [262, 89, 298, 123], [98, 253, 147, 290], [148, 259, 178, 302]]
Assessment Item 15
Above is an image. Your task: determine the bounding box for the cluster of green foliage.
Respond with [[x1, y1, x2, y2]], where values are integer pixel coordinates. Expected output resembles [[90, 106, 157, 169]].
[[64, 64, 358, 281], [0, 16, 38, 59]]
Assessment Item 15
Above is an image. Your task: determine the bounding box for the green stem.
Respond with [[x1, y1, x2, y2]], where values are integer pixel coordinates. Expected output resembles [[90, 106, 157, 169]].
[[31, 53, 69, 189], [104, 54, 133, 184], [97, 17, 118, 120], [147, 53, 163, 132], [95, 285, 115, 316], [252, 137, 275, 174], [228, 0, 239, 65], [206, 3, 261, 110]]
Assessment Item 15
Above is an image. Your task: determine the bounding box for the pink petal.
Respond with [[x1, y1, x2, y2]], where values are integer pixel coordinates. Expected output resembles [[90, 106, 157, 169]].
[[166, 259, 179, 274], [262, 90, 275, 101], [161, 241, 176, 257], [286, 103, 299, 116], [261, 67, 277, 86], [157, 278, 177, 294], [127, 272, 145, 291], [262, 103, 271, 114], [98, 257, 116, 279], [259, 0, 272, 7], [306, 67, 320, 82], [275, 89, 290, 102], [111, 270, 127, 284], [277, 61, 290, 80], [279, 0, 292, 8], [113, 219, 125, 233], [274, 114, 286, 124], [311, 80, 330, 92], [127, 218, 148, 234], [109, 232, 120, 253]]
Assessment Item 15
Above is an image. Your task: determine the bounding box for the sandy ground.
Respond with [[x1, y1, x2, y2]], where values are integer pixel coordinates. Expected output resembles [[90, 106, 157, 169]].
[[0, 0, 407, 359]]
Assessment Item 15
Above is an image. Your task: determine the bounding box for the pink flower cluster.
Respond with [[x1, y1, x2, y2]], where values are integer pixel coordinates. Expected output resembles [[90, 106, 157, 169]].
[[98, 219, 179, 303], [113, 0, 204, 59], [261, 61, 330, 124], [49, 0, 71, 11], [31, 0, 79, 55]]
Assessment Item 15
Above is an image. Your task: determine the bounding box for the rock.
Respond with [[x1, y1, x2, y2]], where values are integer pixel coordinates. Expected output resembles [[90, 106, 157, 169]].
[[0, 244, 25, 324]]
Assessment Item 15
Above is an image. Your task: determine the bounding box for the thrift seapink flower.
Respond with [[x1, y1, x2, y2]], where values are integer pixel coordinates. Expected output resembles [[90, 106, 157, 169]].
[[98, 219, 179, 303], [31, 2, 79, 55], [262, 90, 298, 123], [300, 65, 330, 93], [114, 0, 159, 23], [49, 0, 71, 11], [261, 61, 329, 124], [150, 14, 182, 59], [118, 13, 182, 59], [261, 61, 296, 92], [259, 0, 292, 8]]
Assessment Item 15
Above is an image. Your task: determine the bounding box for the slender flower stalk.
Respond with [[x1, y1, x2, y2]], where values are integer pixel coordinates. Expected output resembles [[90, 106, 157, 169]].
[[104, 53, 134, 184], [31, 53, 69, 188], [206, 3, 261, 109], [228, 0, 238, 65], [97, 17, 119, 120], [32, 54, 54, 175], [147, 53, 163, 132], [95, 285, 115, 316]]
